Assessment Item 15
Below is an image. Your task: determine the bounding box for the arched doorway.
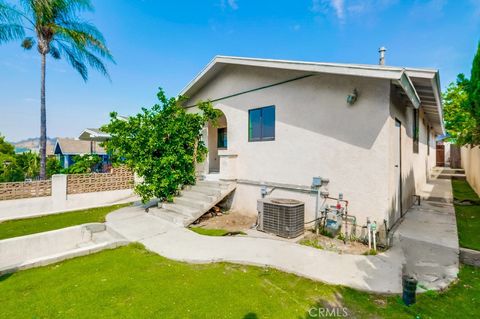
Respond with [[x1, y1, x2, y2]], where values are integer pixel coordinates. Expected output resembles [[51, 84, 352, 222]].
[[207, 111, 227, 173]]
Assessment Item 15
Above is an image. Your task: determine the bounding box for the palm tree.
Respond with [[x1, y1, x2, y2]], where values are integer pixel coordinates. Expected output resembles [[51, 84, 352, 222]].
[[0, 0, 113, 179]]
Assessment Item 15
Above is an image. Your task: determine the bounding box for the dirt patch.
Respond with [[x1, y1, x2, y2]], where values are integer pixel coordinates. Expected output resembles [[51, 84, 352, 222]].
[[300, 230, 374, 255], [194, 210, 257, 232]]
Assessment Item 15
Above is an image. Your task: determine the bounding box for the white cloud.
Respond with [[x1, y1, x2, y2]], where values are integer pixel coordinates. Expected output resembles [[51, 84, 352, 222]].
[[331, 0, 345, 20], [220, 0, 238, 10], [228, 0, 238, 10], [311, 0, 397, 23], [310, 0, 345, 22]]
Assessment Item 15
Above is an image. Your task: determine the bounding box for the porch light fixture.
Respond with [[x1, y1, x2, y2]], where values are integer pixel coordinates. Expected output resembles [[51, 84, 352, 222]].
[[347, 88, 358, 105]]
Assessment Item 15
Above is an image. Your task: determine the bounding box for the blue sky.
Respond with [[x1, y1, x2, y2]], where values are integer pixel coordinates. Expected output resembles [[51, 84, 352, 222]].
[[0, 0, 479, 141]]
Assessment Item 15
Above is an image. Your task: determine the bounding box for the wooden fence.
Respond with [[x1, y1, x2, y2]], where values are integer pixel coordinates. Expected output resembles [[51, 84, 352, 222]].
[[0, 180, 52, 201], [66, 167, 134, 195]]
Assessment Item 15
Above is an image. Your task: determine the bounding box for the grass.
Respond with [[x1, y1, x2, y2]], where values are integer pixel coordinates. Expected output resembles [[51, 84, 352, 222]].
[[189, 226, 246, 236], [0, 244, 479, 318], [0, 203, 131, 240], [451, 179, 480, 250], [299, 238, 324, 250]]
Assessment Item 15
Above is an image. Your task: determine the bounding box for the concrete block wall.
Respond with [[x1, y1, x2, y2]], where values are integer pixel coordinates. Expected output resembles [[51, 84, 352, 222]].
[[461, 146, 480, 196], [0, 174, 138, 222]]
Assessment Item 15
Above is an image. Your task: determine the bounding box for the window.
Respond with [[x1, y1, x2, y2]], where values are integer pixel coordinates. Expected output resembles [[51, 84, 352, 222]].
[[427, 126, 430, 155], [217, 128, 227, 149], [413, 108, 419, 154], [248, 105, 275, 141]]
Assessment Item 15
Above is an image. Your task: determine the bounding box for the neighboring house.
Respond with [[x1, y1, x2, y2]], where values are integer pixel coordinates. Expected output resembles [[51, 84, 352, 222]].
[[54, 137, 109, 169], [78, 128, 111, 142], [181, 55, 443, 238]]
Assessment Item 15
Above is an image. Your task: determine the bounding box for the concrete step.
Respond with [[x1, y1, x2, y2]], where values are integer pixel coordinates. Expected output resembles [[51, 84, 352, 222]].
[[150, 208, 189, 226], [437, 173, 466, 180], [189, 185, 222, 196], [174, 197, 210, 210], [196, 180, 230, 189], [180, 190, 215, 202], [432, 167, 465, 174], [161, 202, 200, 217]]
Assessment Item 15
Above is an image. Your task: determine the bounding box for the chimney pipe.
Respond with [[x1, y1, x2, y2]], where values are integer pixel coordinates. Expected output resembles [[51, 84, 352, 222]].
[[379, 46, 386, 66]]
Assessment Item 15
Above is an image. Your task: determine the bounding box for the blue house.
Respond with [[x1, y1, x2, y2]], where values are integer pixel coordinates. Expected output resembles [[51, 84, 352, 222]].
[[54, 137, 109, 171]]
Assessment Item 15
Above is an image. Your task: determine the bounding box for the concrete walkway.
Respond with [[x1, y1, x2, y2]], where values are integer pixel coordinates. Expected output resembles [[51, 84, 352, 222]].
[[105, 175, 459, 294], [394, 178, 459, 291], [107, 207, 405, 294]]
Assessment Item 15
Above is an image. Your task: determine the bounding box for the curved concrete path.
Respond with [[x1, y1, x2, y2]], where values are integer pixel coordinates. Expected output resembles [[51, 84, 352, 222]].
[[106, 207, 405, 294]]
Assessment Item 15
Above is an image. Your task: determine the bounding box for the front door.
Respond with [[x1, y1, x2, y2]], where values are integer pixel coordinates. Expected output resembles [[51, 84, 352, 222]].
[[393, 119, 403, 225], [436, 143, 445, 167]]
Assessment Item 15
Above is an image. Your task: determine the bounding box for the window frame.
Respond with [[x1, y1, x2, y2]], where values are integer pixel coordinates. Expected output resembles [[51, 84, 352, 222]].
[[217, 127, 228, 149], [248, 105, 276, 142], [413, 108, 419, 154]]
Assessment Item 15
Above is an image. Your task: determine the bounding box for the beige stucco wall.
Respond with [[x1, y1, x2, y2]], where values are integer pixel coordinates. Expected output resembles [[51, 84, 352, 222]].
[[461, 146, 480, 196], [388, 88, 436, 227], [188, 65, 392, 227], [187, 64, 437, 232]]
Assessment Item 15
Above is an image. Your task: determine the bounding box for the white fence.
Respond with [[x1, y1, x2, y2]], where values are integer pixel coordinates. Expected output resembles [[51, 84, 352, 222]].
[[461, 146, 480, 196]]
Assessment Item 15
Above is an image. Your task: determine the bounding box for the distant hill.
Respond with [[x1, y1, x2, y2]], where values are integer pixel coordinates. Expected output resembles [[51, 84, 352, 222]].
[[10, 137, 57, 155]]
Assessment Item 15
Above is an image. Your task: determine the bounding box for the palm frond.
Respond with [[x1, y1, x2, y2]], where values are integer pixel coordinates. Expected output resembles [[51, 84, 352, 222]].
[[54, 25, 114, 62], [0, 1, 27, 43], [0, 23, 24, 43], [49, 43, 60, 59], [21, 36, 34, 49], [54, 40, 88, 80]]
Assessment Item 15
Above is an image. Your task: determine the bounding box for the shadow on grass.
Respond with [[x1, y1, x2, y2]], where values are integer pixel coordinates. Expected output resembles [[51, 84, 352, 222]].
[[0, 272, 14, 282]]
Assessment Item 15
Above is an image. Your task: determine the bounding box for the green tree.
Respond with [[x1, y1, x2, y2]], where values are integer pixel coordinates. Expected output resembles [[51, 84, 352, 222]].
[[443, 75, 477, 145], [46, 156, 62, 177], [0, 134, 23, 182], [16, 151, 40, 179], [0, 0, 114, 179], [0, 134, 15, 155], [65, 154, 101, 174], [469, 42, 480, 122], [102, 89, 220, 203]]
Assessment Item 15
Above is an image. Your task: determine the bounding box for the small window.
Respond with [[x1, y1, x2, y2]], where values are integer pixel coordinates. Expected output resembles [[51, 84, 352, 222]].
[[248, 105, 275, 141], [427, 126, 430, 155], [413, 109, 419, 154], [217, 128, 227, 149]]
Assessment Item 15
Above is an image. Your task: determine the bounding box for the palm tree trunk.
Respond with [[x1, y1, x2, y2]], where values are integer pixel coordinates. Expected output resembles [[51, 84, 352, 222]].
[[39, 53, 47, 180]]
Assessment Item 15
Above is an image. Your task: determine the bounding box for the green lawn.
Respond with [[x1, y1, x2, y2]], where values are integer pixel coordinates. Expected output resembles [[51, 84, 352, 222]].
[[451, 179, 480, 250], [0, 244, 478, 318], [0, 203, 130, 240]]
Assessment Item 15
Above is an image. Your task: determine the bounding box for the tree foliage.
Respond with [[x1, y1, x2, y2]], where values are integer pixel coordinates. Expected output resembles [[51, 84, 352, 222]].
[[64, 154, 102, 174], [0, 0, 113, 179], [0, 0, 114, 80], [16, 151, 40, 179], [443, 75, 477, 145], [0, 134, 23, 182], [102, 89, 221, 203], [443, 42, 480, 146]]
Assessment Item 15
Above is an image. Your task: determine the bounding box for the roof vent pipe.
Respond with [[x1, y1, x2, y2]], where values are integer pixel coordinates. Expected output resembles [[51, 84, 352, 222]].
[[379, 46, 386, 66]]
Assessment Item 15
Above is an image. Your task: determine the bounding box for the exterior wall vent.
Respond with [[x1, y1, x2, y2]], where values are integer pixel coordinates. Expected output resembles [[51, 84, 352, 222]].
[[257, 198, 305, 238]]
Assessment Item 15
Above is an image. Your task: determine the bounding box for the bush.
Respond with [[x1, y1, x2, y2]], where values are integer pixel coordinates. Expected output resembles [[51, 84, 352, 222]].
[[102, 88, 220, 202]]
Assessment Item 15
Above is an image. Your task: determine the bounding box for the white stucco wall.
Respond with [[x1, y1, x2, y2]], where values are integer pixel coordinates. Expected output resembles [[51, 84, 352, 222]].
[[187, 64, 438, 233], [388, 88, 437, 227], [0, 189, 137, 221], [188, 65, 392, 227]]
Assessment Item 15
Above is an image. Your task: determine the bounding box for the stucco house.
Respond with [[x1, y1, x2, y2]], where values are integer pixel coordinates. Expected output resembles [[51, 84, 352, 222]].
[[181, 55, 443, 240]]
